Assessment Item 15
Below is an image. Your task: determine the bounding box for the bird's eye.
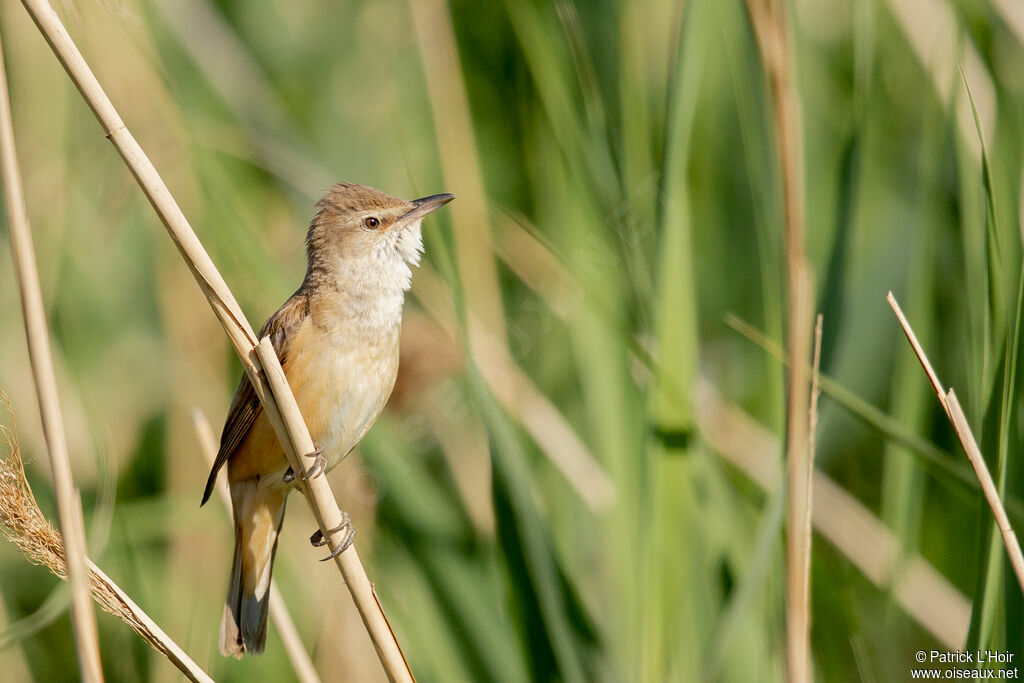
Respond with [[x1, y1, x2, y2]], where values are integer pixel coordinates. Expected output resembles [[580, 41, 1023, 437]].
[[364, 216, 380, 229]]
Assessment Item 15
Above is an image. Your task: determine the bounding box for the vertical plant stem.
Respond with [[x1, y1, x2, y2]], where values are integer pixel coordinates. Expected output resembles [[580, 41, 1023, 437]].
[[191, 410, 321, 683], [745, 0, 813, 679], [785, 269, 812, 683], [804, 314, 823, 630], [0, 25, 104, 683], [17, 1, 413, 679]]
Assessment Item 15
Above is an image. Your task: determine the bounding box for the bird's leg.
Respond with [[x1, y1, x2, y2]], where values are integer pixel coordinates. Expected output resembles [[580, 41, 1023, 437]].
[[282, 443, 326, 484], [310, 512, 355, 560]]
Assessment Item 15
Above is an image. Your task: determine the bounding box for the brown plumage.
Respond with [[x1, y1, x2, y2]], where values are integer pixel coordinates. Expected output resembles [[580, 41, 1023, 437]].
[[202, 183, 453, 657]]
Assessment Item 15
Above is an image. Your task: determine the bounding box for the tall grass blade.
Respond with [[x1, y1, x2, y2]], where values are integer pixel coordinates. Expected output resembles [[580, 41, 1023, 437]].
[[469, 368, 594, 683], [960, 68, 1017, 663]]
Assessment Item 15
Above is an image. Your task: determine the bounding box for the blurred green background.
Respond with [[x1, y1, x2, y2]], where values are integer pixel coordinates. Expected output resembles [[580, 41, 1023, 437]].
[[1, 0, 1024, 680]]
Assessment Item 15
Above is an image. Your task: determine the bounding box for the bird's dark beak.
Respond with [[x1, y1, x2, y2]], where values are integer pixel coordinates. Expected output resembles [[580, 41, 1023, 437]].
[[398, 193, 455, 225]]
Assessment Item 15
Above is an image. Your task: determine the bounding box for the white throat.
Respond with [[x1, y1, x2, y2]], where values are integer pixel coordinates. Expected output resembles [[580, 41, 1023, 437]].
[[321, 221, 424, 335]]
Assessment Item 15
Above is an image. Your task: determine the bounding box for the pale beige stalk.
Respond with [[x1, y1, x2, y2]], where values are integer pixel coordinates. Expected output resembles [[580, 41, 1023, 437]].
[[888, 292, 1024, 596], [18, 1, 412, 679], [191, 409, 321, 683], [803, 314, 823, 645], [886, 293, 948, 414], [0, 24, 103, 683], [745, 0, 814, 679], [945, 391, 1024, 592]]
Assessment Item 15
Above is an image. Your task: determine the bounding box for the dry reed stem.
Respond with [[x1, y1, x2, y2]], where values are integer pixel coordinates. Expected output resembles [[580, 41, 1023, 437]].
[[0, 402, 214, 683], [17, 1, 412, 679], [696, 380, 971, 649], [745, 0, 813, 679], [0, 26, 103, 682], [887, 292, 1024, 595], [191, 409, 321, 683], [885, 293, 948, 414], [944, 391, 1024, 592], [802, 314, 823, 645], [781, 78, 813, 683]]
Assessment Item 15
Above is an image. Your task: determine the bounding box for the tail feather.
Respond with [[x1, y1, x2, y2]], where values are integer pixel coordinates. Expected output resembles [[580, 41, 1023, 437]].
[[220, 481, 286, 657], [220, 523, 245, 658]]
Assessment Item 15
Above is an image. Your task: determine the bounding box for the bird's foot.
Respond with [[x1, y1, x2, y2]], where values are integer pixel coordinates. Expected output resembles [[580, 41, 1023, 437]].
[[310, 512, 355, 561], [304, 446, 326, 480], [282, 445, 326, 484]]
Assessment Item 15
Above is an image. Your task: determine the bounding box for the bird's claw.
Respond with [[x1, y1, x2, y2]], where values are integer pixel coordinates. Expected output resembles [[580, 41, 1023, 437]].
[[304, 447, 326, 480], [282, 446, 326, 484], [311, 512, 355, 560]]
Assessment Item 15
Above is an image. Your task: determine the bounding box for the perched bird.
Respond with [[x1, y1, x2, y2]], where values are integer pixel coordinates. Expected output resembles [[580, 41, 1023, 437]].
[[201, 183, 454, 657]]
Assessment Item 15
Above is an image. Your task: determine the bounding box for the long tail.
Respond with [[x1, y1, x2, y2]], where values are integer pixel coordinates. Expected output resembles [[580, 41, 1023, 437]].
[[220, 481, 287, 657]]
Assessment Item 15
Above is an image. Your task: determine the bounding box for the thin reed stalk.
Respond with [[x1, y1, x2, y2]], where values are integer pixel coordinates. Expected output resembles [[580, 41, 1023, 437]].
[[0, 401, 214, 683], [0, 26, 103, 682], [803, 314, 823, 641], [17, 0, 412, 679], [744, 0, 813, 679], [887, 292, 1024, 595], [191, 409, 321, 683]]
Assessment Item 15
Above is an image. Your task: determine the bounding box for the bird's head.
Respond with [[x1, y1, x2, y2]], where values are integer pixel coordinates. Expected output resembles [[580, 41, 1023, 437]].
[[305, 183, 453, 291]]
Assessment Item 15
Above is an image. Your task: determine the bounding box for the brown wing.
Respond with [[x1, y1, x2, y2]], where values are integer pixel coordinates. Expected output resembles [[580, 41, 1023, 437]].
[[201, 292, 310, 505]]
